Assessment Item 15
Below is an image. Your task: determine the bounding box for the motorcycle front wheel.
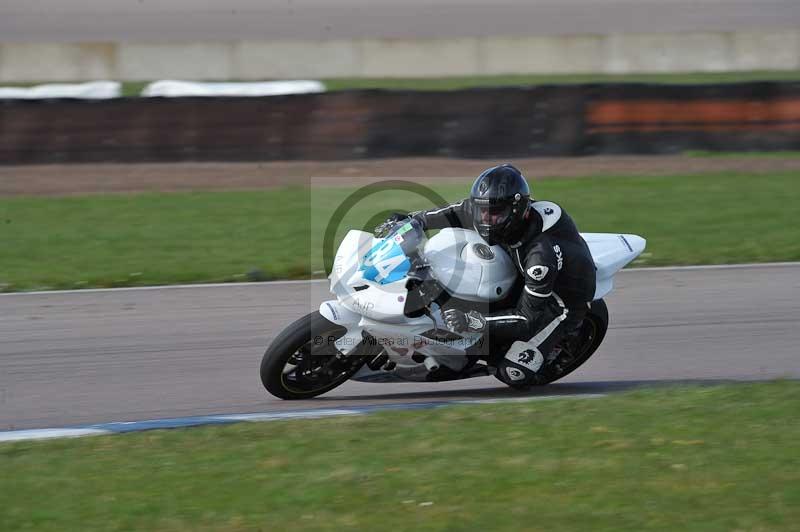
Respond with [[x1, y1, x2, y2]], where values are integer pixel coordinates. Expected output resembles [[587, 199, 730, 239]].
[[260, 311, 370, 400]]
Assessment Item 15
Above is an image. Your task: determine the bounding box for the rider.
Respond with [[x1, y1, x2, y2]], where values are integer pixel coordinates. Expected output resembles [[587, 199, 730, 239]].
[[376, 164, 597, 385]]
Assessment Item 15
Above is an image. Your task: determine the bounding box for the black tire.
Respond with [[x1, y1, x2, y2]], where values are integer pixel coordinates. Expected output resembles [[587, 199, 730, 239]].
[[260, 311, 368, 400], [504, 299, 609, 388]]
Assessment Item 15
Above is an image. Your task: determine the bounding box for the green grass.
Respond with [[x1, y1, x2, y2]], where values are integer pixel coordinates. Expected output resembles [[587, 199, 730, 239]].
[[1, 172, 799, 291], [321, 70, 800, 91], [2, 381, 799, 531], [109, 70, 800, 96], [685, 150, 800, 158]]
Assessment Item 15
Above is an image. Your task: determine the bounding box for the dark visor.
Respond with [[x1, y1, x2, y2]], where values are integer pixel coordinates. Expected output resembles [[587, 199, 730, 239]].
[[475, 204, 512, 225]]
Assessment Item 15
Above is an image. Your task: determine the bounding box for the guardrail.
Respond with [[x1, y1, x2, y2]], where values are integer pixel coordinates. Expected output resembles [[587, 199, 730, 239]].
[[2, 82, 799, 164]]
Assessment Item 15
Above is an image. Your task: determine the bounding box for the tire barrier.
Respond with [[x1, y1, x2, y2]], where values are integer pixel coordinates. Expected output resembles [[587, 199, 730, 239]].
[[2, 82, 799, 164]]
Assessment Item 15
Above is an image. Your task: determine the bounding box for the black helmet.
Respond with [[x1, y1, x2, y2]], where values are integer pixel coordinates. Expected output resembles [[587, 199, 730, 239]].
[[469, 164, 531, 246]]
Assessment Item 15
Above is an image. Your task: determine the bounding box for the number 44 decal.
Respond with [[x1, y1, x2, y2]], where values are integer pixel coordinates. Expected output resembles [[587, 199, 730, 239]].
[[372, 253, 407, 282], [361, 239, 410, 284]]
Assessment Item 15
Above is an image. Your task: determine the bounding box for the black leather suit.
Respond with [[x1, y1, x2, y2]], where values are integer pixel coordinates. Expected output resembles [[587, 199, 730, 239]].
[[413, 199, 597, 364]]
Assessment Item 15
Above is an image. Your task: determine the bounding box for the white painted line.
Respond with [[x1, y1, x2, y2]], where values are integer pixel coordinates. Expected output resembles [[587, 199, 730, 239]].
[[2, 261, 798, 297], [0, 395, 610, 443], [0, 279, 329, 297], [621, 262, 800, 273], [0, 428, 110, 442]]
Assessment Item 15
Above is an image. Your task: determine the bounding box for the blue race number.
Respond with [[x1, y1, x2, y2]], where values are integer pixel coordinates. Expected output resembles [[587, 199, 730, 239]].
[[360, 236, 411, 285]]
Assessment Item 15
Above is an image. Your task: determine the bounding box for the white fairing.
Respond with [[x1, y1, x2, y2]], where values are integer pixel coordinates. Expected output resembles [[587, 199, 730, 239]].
[[328, 230, 408, 323], [582, 233, 646, 299], [322, 228, 645, 382], [424, 229, 516, 302]]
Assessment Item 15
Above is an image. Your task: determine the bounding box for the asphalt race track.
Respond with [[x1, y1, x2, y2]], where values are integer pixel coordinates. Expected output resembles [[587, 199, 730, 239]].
[[1, 263, 798, 431], [2, 0, 799, 42]]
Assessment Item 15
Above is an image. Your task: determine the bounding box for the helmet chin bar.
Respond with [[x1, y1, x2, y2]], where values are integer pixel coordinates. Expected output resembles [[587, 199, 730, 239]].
[[474, 223, 501, 246]]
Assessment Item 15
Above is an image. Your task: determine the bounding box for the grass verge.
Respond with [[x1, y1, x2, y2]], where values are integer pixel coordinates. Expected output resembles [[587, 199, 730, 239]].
[[113, 70, 800, 96], [685, 150, 800, 158], [321, 70, 800, 92], [1, 381, 799, 531], [1, 171, 799, 291]]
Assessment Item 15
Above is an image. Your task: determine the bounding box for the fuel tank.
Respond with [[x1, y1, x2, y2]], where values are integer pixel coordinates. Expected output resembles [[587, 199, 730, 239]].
[[424, 228, 517, 302]]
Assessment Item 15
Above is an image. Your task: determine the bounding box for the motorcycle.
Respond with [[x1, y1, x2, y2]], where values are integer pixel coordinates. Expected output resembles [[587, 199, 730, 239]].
[[260, 217, 645, 399]]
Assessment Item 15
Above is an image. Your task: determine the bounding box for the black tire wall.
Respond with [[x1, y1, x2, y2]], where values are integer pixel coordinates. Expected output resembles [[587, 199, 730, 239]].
[[2, 82, 799, 164]]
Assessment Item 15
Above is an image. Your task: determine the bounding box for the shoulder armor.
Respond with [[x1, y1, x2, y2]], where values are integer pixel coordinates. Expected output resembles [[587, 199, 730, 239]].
[[532, 201, 562, 232]]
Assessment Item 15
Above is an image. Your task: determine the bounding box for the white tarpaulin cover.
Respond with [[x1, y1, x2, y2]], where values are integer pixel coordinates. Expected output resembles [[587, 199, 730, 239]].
[[0, 81, 121, 99], [141, 80, 326, 97]]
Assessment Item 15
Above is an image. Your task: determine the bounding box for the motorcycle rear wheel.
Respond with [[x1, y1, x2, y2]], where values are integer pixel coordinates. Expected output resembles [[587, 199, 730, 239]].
[[503, 298, 609, 388], [260, 311, 369, 400]]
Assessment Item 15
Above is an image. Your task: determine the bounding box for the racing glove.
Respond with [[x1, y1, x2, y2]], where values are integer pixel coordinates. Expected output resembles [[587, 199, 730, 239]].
[[442, 309, 487, 334], [373, 212, 410, 237]]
